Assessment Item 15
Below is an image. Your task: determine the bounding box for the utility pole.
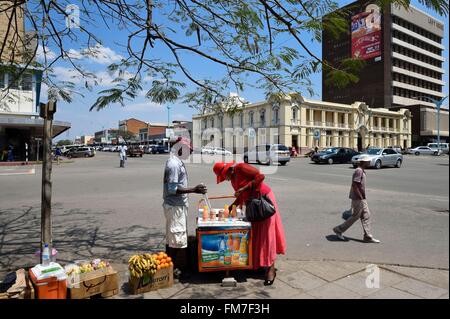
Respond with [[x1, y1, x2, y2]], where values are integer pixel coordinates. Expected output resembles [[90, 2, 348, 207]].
[[40, 101, 56, 263]]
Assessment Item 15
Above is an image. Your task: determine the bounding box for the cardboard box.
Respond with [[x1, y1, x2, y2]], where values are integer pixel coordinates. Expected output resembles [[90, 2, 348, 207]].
[[68, 266, 119, 299], [128, 266, 173, 295]]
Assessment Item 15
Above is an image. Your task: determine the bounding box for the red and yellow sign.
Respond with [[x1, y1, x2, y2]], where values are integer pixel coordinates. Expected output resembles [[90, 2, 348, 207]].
[[351, 5, 382, 60]]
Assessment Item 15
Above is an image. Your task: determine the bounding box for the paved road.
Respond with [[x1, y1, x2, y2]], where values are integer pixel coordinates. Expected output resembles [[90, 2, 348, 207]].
[[0, 152, 448, 275]]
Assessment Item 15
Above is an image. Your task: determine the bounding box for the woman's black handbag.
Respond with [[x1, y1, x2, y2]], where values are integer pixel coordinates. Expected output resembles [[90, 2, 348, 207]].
[[245, 193, 276, 222]]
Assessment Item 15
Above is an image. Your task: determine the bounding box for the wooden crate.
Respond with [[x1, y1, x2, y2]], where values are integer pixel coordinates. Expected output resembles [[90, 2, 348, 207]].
[[128, 266, 173, 295], [68, 266, 119, 299]]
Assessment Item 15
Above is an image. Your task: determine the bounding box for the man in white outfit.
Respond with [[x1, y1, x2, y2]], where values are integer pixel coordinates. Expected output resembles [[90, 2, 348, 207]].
[[119, 143, 127, 168]]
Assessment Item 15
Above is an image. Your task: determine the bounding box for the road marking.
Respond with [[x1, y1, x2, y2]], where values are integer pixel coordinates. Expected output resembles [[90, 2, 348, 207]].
[[267, 177, 289, 181]]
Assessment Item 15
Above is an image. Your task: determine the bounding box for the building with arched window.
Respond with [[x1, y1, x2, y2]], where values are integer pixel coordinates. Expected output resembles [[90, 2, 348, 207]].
[[192, 93, 412, 153]]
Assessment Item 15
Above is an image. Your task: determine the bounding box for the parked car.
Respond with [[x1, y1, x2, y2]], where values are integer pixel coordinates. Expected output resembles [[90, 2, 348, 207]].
[[126, 145, 144, 157], [243, 144, 290, 166], [212, 147, 232, 156], [408, 146, 442, 156], [427, 143, 449, 154], [202, 147, 232, 155], [311, 147, 359, 164], [201, 147, 214, 155], [152, 145, 169, 154], [102, 146, 111, 152], [144, 145, 156, 154], [387, 145, 402, 154], [66, 147, 95, 158], [351, 147, 403, 169]]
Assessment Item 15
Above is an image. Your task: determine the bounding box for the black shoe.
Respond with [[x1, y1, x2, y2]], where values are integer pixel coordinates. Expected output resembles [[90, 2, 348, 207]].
[[264, 271, 276, 286]]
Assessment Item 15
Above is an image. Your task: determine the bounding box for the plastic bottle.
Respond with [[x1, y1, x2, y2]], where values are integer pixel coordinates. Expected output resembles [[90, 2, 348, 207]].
[[224, 234, 233, 265], [42, 243, 50, 266], [219, 237, 226, 264], [232, 235, 241, 265], [202, 205, 209, 221], [231, 205, 237, 221], [239, 236, 248, 265], [222, 205, 229, 221]]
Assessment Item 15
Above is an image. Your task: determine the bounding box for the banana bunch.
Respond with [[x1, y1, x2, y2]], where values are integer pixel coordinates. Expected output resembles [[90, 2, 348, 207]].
[[128, 254, 158, 278], [79, 263, 94, 273]]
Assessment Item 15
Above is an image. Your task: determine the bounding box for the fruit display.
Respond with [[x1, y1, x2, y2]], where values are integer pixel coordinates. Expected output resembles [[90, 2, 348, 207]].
[[66, 259, 110, 276], [128, 252, 173, 278]]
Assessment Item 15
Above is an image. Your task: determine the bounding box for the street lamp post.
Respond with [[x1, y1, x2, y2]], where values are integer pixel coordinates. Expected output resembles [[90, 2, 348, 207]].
[[412, 96, 448, 153], [167, 105, 172, 128]]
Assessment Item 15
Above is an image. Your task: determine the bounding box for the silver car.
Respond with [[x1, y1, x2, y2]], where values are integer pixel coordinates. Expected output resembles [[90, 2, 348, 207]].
[[351, 148, 403, 169], [408, 146, 442, 156]]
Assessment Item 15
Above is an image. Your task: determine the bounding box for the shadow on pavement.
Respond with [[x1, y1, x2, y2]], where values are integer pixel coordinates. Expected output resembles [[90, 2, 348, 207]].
[[0, 205, 166, 277], [325, 234, 366, 243]]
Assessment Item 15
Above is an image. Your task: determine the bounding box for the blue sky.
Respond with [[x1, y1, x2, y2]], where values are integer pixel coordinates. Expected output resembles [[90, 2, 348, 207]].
[[40, 0, 448, 141]]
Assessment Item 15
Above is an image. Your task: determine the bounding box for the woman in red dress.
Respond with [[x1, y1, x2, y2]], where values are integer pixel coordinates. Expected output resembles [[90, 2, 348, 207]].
[[213, 161, 286, 285]]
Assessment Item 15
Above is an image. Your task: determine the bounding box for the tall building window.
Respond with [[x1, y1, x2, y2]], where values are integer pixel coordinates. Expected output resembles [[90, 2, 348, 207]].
[[272, 104, 280, 125], [219, 115, 224, 129], [202, 119, 207, 129], [231, 115, 234, 128], [0, 73, 4, 88], [260, 109, 266, 127], [249, 111, 254, 127], [239, 112, 244, 128], [211, 117, 214, 128]]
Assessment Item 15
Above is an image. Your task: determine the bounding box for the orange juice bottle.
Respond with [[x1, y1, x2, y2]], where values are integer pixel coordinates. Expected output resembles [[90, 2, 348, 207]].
[[239, 235, 248, 265], [231, 205, 237, 220], [232, 235, 241, 265], [223, 206, 229, 219], [202, 205, 209, 221], [224, 234, 233, 265]]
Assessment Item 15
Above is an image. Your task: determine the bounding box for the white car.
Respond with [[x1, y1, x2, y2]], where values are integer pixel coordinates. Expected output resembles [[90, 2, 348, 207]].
[[211, 147, 232, 156], [201, 147, 214, 155], [351, 148, 403, 169], [244, 144, 290, 166], [427, 143, 449, 154], [408, 146, 442, 156]]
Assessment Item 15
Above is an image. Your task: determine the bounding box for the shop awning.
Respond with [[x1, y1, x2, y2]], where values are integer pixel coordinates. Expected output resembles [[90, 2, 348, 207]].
[[0, 116, 71, 138]]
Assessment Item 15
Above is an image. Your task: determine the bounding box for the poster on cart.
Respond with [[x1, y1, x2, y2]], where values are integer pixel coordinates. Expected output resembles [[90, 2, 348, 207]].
[[197, 229, 252, 272]]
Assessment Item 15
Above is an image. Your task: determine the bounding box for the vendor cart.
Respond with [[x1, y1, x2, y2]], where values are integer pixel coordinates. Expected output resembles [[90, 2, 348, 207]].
[[196, 196, 252, 273]]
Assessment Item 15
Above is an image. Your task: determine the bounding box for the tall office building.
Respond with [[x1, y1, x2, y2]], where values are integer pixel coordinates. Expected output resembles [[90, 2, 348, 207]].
[[323, 1, 448, 145]]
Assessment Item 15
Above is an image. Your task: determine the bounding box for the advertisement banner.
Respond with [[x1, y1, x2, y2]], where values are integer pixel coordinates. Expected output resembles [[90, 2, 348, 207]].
[[197, 229, 252, 272], [351, 5, 382, 60]]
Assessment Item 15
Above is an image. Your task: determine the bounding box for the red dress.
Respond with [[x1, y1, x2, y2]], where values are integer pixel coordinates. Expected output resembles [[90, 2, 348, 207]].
[[230, 163, 287, 269]]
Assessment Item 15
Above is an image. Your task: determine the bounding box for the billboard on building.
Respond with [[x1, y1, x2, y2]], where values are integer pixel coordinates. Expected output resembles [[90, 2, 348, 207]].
[[351, 4, 382, 60]]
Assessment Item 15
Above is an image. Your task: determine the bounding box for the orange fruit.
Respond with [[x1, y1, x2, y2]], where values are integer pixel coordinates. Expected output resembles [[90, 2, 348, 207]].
[[169, 262, 173, 267], [163, 253, 168, 258], [152, 254, 158, 259], [160, 258, 166, 264], [157, 265, 161, 270], [166, 257, 172, 262], [155, 260, 160, 265]]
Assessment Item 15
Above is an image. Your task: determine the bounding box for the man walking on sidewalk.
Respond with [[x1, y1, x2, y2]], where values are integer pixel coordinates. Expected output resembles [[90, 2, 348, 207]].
[[163, 137, 207, 279], [333, 159, 380, 243]]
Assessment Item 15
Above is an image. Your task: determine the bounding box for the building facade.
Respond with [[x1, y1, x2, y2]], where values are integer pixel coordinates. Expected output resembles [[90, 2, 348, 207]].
[[138, 122, 167, 143], [322, 0, 447, 145], [192, 94, 412, 153], [118, 118, 149, 136], [1, 2, 70, 162]]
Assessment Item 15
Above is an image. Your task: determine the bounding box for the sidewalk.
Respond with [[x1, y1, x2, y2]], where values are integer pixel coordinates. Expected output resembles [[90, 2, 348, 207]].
[[110, 258, 449, 299]]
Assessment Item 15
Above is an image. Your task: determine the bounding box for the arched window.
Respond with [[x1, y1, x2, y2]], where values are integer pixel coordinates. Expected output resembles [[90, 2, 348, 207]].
[[249, 111, 254, 127], [272, 103, 280, 125], [260, 109, 266, 127], [292, 105, 299, 124]]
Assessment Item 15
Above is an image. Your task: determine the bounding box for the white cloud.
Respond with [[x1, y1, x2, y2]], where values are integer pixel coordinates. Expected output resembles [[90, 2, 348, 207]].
[[51, 66, 135, 88], [36, 45, 57, 61], [66, 44, 123, 65], [122, 102, 163, 113]]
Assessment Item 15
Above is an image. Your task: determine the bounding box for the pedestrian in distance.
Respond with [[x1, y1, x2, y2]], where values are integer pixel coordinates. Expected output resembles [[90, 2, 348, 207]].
[[119, 143, 127, 167], [7, 144, 14, 162], [333, 158, 381, 243], [163, 136, 207, 279], [55, 146, 62, 165]]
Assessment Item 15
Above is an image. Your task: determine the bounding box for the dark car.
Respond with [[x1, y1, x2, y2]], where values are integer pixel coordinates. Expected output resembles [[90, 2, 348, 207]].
[[127, 146, 144, 157], [66, 147, 95, 158], [311, 147, 359, 164], [152, 145, 169, 154]]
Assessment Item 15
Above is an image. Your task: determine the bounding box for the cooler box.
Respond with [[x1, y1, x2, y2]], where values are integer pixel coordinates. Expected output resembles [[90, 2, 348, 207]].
[[29, 263, 67, 299]]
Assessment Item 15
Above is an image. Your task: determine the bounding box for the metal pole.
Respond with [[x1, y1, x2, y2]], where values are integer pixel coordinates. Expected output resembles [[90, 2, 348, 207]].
[[437, 103, 440, 153], [40, 102, 54, 263]]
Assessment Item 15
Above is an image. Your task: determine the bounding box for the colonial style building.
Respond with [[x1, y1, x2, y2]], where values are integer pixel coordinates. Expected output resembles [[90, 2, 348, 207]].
[[192, 93, 412, 153]]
